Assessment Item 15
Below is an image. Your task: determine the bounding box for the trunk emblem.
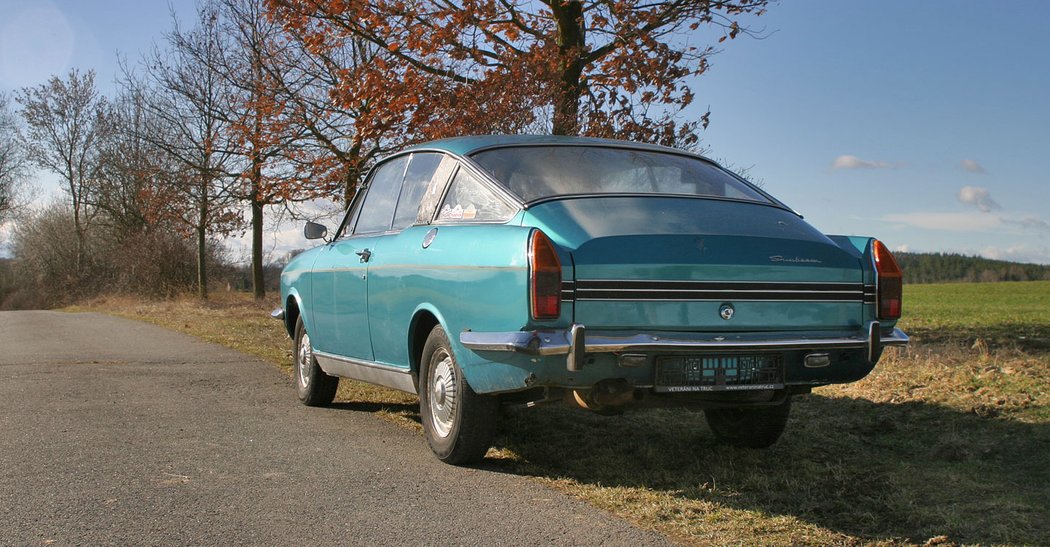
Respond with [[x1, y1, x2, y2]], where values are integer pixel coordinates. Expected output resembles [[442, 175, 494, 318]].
[[719, 304, 735, 320], [770, 255, 822, 264]]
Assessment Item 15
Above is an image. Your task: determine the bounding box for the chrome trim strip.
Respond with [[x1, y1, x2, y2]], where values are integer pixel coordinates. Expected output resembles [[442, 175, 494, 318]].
[[575, 297, 868, 303], [579, 293, 865, 302], [313, 351, 417, 394], [461, 325, 909, 361], [576, 279, 869, 287], [577, 288, 866, 293], [560, 280, 878, 303]]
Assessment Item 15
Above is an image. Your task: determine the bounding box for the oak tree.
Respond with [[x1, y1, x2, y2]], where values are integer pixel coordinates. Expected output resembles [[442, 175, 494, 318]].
[[217, 0, 304, 299], [267, 0, 770, 146]]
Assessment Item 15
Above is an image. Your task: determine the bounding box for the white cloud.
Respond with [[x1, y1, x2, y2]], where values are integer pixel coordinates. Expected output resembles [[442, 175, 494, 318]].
[[831, 155, 895, 170], [978, 243, 1050, 265], [895, 243, 911, 253], [1001, 216, 1050, 232], [881, 212, 1002, 231], [961, 159, 987, 174], [957, 185, 1000, 212]]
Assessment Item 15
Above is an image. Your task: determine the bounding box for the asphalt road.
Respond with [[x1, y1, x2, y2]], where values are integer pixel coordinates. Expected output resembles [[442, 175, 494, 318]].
[[0, 311, 671, 546]]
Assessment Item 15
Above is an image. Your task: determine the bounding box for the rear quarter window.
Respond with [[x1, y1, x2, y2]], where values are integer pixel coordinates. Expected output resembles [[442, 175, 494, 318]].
[[436, 168, 516, 223]]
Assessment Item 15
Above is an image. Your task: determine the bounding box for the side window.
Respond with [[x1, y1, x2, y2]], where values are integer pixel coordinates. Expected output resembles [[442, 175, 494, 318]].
[[392, 153, 442, 231], [437, 168, 516, 222], [416, 155, 458, 224], [354, 156, 409, 234], [334, 185, 366, 239]]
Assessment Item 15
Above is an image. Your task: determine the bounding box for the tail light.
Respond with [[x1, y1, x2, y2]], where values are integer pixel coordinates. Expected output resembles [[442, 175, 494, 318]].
[[872, 239, 902, 320], [529, 230, 561, 321]]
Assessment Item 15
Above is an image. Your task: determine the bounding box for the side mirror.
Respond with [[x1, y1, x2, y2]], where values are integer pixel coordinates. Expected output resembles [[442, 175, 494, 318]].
[[304, 221, 328, 241]]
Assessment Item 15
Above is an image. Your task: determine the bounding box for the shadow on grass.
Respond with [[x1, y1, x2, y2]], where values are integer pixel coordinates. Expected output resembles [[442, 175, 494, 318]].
[[483, 394, 1050, 544], [906, 323, 1050, 354]]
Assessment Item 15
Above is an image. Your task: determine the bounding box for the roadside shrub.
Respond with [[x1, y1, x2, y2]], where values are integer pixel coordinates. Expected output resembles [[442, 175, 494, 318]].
[[9, 204, 85, 307], [4, 203, 230, 308], [102, 228, 198, 297]]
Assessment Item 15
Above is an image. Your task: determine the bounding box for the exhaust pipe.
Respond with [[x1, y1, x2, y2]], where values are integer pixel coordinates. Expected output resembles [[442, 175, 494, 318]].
[[567, 379, 635, 413]]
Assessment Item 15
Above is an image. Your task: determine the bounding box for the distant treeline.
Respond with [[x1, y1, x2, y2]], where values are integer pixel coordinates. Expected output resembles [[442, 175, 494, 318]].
[[896, 252, 1050, 284]]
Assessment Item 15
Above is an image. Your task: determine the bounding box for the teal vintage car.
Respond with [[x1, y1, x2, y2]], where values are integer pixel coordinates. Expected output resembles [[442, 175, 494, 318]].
[[274, 135, 908, 464]]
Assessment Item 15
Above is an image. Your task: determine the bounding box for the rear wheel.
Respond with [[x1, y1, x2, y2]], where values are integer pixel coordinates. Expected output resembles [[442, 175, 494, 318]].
[[705, 397, 792, 448], [419, 325, 497, 465], [294, 317, 338, 406]]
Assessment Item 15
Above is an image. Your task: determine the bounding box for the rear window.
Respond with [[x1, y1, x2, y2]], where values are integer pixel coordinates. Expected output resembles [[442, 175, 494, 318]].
[[471, 146, 771, 204]]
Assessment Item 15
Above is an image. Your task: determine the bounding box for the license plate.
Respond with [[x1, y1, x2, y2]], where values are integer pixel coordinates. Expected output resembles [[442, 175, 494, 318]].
[[654, 354, 784, 393]]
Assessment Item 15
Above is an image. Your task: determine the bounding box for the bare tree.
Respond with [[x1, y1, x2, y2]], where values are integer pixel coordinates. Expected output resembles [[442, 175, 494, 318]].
[[16, 70, 111, 273], [129, 3, 241, 299], [94, 88, 172, 236], [0, 93, 28, 225]]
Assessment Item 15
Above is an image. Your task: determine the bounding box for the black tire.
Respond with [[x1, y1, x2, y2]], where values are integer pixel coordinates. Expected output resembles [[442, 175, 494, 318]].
[[704, 397, 792, 448], [419, 325, 497, 465], [293, 316, 338, 406]]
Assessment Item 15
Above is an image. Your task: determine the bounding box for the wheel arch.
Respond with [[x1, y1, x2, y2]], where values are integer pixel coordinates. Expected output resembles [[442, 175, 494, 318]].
[[284, 290, 306, 338], [408, 304, 447, 391]]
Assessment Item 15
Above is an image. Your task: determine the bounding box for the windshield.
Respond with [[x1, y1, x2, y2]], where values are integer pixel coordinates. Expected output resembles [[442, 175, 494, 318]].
[[471, 146, 772, 204]]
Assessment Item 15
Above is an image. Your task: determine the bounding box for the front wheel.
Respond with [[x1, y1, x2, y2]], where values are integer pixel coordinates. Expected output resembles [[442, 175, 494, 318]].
[[705, 397, 792, 448], [294, 317, 338, 406], [419, 325, 497, 465]]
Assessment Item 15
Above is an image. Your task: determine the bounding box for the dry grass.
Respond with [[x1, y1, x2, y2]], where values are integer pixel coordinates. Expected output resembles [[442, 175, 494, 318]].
[[68, 283, 1050, 545]]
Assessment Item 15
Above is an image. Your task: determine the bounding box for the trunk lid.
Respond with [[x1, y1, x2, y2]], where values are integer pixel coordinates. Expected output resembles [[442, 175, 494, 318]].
[[522, 196, 869, 332]]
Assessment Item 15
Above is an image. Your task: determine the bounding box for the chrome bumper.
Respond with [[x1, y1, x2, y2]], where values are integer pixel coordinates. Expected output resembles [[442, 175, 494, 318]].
[[460, 322, 909, 371], [270, 308, 285, 321]]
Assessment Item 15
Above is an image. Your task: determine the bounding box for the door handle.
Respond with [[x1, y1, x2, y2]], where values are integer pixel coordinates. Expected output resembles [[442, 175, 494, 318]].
[[355, 248, 372, 262]]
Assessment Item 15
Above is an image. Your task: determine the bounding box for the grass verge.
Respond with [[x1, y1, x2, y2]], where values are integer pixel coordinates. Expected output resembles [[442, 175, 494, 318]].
[[68, 282, 1050, 545]]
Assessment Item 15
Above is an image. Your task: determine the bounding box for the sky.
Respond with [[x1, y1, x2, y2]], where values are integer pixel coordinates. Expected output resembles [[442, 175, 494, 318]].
[[1, 0, 1048, 264]]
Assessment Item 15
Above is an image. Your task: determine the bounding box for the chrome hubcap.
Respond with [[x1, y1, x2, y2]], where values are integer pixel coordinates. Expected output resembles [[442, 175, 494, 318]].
[[429, 351, 457, 438], [297, 332, 312, 389]]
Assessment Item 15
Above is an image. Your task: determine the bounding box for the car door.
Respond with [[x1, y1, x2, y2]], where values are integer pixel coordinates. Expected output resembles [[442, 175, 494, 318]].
[[365, 152, 452, 367], [310, 155, 410, 361]]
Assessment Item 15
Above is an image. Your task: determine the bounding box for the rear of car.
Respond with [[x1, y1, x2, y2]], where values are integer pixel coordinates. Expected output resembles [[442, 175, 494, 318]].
[[458, 142, 906, 426]]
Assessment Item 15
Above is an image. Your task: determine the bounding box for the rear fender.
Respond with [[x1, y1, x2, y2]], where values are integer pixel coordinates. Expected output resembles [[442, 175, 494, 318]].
[[828, 235, 901, 328], [379, 225, 535, 393]]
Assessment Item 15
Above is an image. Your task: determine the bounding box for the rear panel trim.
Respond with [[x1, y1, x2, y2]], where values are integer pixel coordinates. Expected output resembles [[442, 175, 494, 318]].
[[565, 279, 876, 303]]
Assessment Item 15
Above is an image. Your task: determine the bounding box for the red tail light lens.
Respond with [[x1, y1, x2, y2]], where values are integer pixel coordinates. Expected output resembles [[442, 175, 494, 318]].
[[529, 230, 561, 321], [873, 239, 902, 320]]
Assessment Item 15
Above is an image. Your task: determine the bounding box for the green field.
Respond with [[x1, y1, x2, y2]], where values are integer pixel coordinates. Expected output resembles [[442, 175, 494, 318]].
[[72, 281, 1050, 545], [899, 280, 1050, 350]]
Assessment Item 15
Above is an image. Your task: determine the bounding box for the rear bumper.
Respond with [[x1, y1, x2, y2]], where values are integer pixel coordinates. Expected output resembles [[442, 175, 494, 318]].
[[460, 321, 908, 371]]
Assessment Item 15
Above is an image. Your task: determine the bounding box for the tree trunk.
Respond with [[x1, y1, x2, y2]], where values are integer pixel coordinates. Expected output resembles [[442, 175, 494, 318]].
[[197, 173, 209, 300], [250, 191, 264, 300], [196, 222, 208, 300], [550, 0, 586, 136], [72, 206, 85, 277], [68, 163, 86, 276]]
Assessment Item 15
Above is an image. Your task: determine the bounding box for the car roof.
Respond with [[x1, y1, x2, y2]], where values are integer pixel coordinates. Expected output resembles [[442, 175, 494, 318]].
[[400, 134, 705, 159]]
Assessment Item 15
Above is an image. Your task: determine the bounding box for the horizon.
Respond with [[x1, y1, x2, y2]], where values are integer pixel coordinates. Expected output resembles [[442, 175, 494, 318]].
[[2, 0, 1048, 265]]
